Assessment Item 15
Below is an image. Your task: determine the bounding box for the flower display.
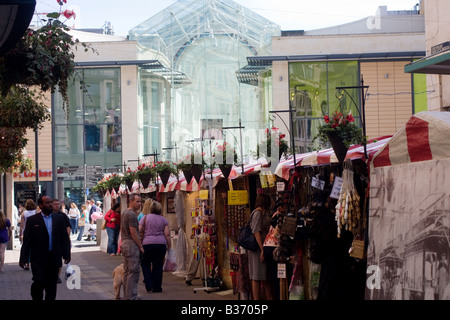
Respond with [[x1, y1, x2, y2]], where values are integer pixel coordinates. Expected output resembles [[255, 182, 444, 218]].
[[312, 109, 365, 149], [212, 141, 238, 167], [154, 161, 178, 175], [136, 162, 156, 175], [257, 127, 290, 160]]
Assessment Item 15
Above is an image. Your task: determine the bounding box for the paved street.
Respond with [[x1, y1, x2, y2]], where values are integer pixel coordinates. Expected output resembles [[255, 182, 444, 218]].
[[0, 234, 236, 301]]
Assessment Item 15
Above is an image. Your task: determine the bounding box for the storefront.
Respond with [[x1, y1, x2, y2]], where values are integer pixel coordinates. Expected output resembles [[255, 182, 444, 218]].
[[269, 136, 391, 300]]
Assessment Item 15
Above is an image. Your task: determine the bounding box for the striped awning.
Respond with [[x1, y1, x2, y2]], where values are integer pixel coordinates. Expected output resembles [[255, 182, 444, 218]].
[[274, 136, 392, 181], [113, 161, 268, 195], [372, 111, 450, 168]]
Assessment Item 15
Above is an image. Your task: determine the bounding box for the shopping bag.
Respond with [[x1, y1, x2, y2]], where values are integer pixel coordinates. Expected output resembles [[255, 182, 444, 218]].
[[163, 248, 177, 272]]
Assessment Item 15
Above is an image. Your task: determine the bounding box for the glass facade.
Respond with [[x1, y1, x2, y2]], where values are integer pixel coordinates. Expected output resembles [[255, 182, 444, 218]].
[[130, 0, 281, 164], [53, 68, 122, 204], [289, 61, 361, 153]]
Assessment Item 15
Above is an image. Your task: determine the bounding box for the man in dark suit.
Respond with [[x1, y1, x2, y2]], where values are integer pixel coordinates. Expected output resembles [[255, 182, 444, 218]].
[[19, 195, 71, 300]]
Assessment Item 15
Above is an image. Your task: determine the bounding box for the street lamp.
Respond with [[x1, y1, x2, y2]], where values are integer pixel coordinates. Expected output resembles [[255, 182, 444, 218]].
[[0, 0, 36, 56]]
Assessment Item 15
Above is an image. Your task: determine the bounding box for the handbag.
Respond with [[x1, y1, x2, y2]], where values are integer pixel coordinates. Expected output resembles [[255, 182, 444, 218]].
[[237, 212, 258, 251], [139, 214, 147, 243]]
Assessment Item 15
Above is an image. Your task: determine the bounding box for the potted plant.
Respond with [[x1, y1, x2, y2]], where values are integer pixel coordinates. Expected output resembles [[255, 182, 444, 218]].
[[212, 141, 238, 179], [92, 178, 109, 197], [257, 127, 290, 161], [136, 162, 156, 189], [154, 161, 178, 187], [105, 173, 122, 194], [121, 167, 138, 192], [177, 152, 206, 184], [0, 1, 93, 173], [312, 108, 365, 164]]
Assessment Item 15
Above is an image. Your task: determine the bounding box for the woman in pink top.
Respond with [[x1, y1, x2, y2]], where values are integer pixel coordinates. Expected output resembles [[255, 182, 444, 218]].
[[139, 201, 171, 293]]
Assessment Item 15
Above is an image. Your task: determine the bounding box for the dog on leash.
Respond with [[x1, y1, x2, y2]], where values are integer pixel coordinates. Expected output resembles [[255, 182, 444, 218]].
[[112, 263, 124, 300]]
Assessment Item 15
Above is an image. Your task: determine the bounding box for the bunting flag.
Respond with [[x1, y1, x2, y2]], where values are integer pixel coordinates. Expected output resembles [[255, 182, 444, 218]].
[[372, 111, 450, 168]]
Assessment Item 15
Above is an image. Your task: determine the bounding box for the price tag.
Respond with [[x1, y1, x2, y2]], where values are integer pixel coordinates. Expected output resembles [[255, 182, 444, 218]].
[[276, 182, 285, 192], [330, 176, 343, 199], [277, 263, 286, 278]]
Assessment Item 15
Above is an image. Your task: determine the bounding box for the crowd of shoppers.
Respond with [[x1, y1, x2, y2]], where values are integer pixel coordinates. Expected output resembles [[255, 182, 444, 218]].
[[9, 192, 174, 300]]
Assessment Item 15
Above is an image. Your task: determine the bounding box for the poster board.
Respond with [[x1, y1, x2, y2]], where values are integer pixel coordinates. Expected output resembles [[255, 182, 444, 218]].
[[366, 158, 450, 300]]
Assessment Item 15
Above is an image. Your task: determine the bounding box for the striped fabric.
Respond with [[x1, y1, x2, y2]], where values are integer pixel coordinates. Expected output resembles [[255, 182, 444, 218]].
[[372, 111, 450, 168], [274, 136, 392, 181]]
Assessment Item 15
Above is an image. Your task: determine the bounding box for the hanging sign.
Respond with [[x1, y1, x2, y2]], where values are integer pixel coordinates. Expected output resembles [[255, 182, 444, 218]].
[[199, 189, 209, 200], [228, 190, 248, 205], [259, 173, 268, 188], [330, 176, 344, 199], [267, 173, 275, 188]]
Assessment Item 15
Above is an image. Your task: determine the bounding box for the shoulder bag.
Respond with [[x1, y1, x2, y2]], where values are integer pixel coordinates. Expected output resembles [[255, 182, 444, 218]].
[[237, 211, 258, 251], [139, 214, 148, 243]]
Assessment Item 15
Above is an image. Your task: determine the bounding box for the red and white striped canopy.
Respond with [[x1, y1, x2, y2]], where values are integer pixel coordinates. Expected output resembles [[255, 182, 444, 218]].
[[275, 136, 392, 181], [372, 111, 450, 168]]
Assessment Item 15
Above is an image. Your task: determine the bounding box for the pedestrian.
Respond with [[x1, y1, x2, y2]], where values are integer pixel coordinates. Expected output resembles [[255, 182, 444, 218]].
[[89, 199, 97, 224], [120, 193, 144, 300], [248, 193, 271, 300], [139, 201, 171, 293], [262, 198, 286, 300], [68, 202, 80, 235], [20, 199, 37, 244], [77, 204, 87, 241], [52, 199, 71, 284], [104, 203, 121, 256], [19, 195, 71, 300], [138, 198, 153, 221], [0, 209, 12, 272]]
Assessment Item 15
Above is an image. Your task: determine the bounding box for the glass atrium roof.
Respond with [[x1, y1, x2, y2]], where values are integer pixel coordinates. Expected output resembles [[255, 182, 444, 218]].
[[128, 0, 281, 68]]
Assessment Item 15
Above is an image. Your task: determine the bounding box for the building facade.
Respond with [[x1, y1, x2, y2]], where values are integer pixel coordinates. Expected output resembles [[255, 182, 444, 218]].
[[265, 6, 427, 153]]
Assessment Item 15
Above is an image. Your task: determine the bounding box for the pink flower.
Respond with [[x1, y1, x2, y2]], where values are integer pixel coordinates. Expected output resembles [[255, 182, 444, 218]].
[[324, 115, 330, 123]]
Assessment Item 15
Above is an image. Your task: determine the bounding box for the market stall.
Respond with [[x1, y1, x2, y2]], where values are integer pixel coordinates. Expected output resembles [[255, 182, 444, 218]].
[[367, 111, 450, 300], [272, 136, 392, 300]]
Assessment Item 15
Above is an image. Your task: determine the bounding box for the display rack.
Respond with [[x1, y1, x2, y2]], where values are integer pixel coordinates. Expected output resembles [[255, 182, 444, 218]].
[[191, 197, 220, 293]]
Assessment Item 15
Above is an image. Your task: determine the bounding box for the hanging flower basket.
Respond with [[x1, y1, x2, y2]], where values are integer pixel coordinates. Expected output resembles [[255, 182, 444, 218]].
[[139, 172, 154, 189], [191, 164, 204, 184], [182, 169, 193, 184], [121, 168, 137, 192], [326, 131, 348, 165], [312, 107, 366, 165], [159, 169, 172, 188], [154, 161, 177, 188], [124, 178, 134, 191], [219, 164, 233, 180]]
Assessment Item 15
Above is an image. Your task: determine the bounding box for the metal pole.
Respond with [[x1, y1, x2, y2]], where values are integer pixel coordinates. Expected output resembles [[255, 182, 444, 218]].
[[35, 127, 39, 203]]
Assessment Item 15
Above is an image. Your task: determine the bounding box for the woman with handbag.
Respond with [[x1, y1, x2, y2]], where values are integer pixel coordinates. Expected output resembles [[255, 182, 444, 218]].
[[248, 193, 272, 300], [139, 201, 171, 293]]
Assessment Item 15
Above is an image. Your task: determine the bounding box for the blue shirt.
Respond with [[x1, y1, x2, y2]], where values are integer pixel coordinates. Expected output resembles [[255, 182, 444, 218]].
[[42, 213, 53, 251]]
